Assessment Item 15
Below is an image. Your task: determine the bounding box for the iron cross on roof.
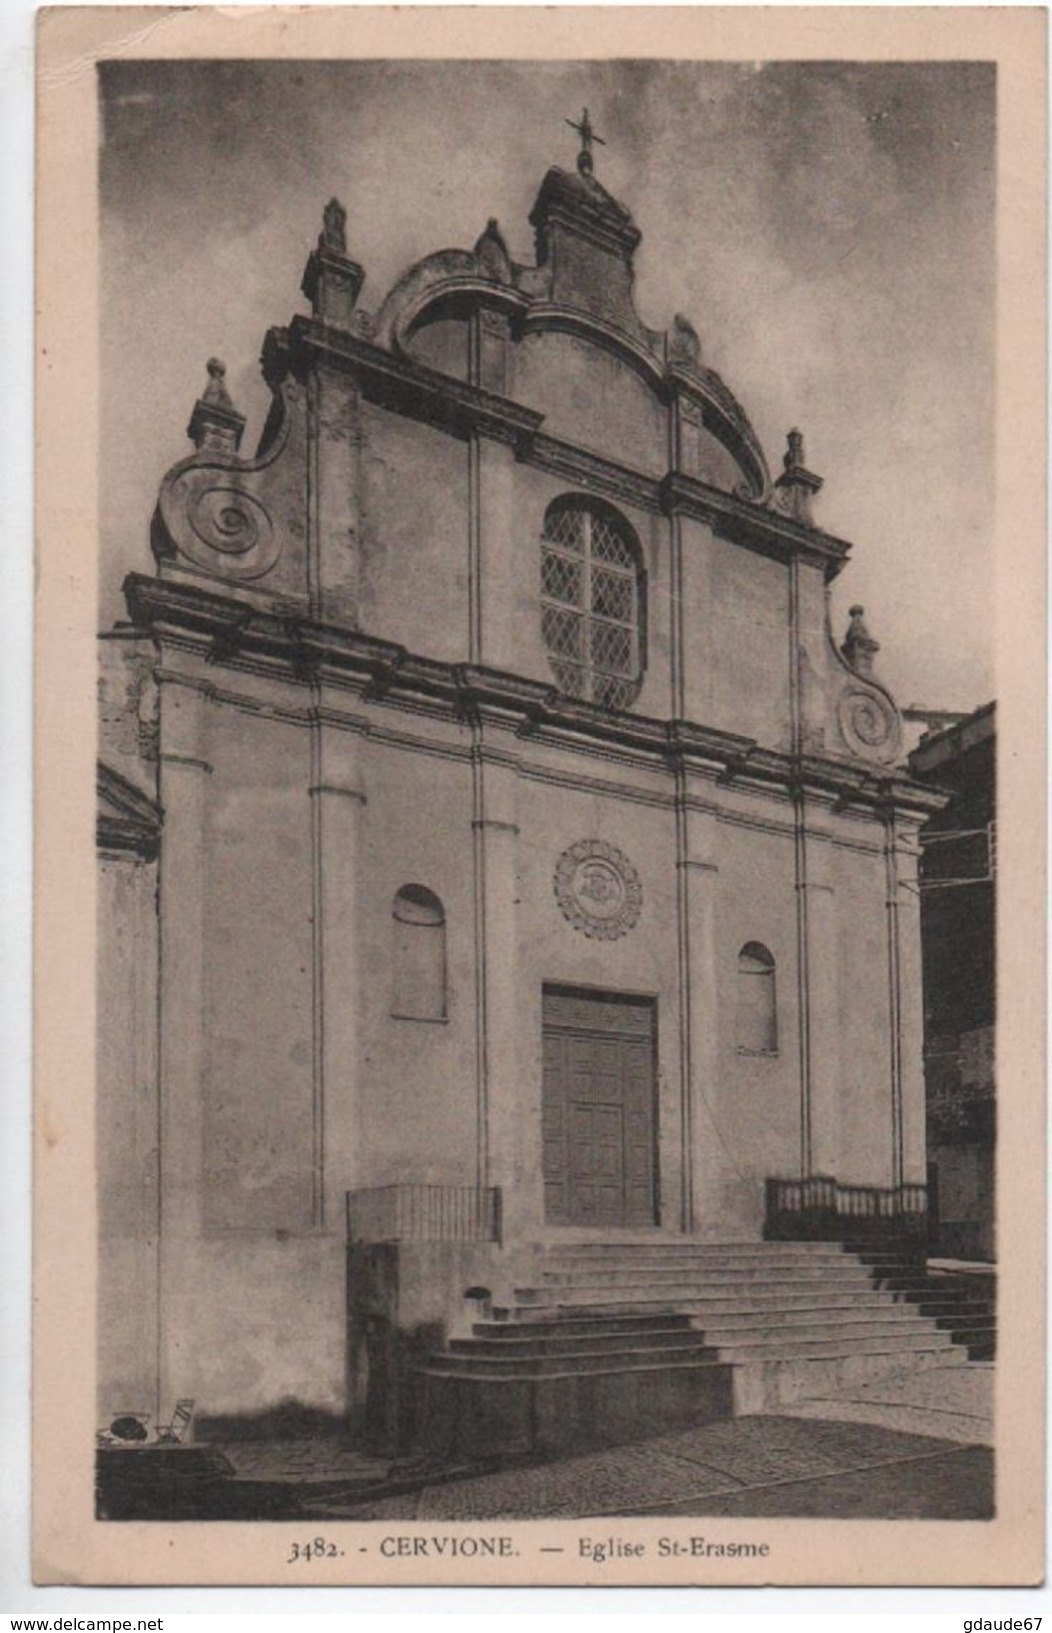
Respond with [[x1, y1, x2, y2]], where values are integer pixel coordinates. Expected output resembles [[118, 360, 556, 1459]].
[[565, 107, 606, 175]]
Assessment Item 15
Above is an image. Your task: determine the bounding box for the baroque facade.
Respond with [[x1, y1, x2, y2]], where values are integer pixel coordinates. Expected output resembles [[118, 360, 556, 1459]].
[[97, 132, 945, 1436]]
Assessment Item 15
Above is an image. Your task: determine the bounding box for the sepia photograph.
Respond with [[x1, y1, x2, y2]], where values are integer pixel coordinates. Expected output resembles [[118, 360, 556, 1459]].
[[32, 6, 1046, 1590]]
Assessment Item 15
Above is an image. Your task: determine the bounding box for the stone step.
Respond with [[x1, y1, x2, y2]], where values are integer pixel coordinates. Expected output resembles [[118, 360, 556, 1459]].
[[870, 1272, 973, 1291], [699, 1314, 943, 1346], [695, 1304, 937, 1335], [488, 1298, 925, 1329], [542, 1243, 855, 1262], [662, 1293, 987, 1320], [512, 1274, 888, 1306], [481, 1296, 943, 1332], [494, 1280, 956, 1320], [712, 1329, 960, 1362], [880, 1282, 992, 1303], [538, 1251, 890, 1271], [926, 1307, 997, 1331], [541, 1238, 851, 1254], [475, 1311, 697, 1339], [545, 1247, 914, 1270], [453, 1325, 705, 1357], [533, 1264, 881, 1289], [422, 1353, 727, 1384], [520, 1265, 880, 1295], [429, 1340, 717, 1379]]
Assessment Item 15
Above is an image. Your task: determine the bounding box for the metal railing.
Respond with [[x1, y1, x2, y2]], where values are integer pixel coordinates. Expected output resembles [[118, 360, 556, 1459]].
[[765, 1175, 928, 1243], [346, 1184, 502, 1244]]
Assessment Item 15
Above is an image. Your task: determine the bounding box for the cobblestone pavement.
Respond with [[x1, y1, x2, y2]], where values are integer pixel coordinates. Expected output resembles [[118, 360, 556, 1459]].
[[777, 1360, 994, 1446], [299, 1416, 993, 1522]]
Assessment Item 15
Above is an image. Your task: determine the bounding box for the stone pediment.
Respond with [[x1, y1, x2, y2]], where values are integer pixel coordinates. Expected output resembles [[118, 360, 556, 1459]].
[[374, 231, 769, 499]]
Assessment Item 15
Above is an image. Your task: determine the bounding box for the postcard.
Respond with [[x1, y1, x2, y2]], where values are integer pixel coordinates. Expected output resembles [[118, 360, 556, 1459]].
[[34, 5, 1046, 1587]]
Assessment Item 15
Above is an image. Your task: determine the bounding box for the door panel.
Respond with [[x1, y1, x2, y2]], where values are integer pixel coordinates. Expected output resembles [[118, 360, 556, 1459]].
[[541, 1033, 571, 1222], [569, 1102, 624, 1223], [541, 990, 657, 1227]]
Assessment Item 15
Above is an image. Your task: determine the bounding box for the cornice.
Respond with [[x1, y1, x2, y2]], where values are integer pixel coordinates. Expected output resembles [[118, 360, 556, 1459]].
[[518, 306, 663, 391], [659, 472, 852, 581], [521, 432, 661, 514], [281, 316, 545, 449], [665, 365, 769, 498], [97, 761, 163, 860], [121, 572, 945, 819]]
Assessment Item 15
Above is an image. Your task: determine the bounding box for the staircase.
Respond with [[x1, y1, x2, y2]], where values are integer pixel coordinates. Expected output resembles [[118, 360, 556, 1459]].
[[417, 1239, 992, 1460], [855, 1254, 996, 1361]]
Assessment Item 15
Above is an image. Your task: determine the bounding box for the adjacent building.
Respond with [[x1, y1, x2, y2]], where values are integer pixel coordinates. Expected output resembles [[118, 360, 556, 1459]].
[[909, 703, 996, 1262]]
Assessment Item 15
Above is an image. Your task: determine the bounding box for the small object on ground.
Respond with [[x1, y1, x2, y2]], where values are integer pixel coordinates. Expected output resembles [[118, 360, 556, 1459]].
[[109, 1414, 149, 1442], [156, 1397, 195, 1444]]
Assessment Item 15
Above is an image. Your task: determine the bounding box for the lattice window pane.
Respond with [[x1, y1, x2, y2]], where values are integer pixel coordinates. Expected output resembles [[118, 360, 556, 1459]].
[[540, 500, 643, 711], [551, 658, 587, 698], [543, 508, 585, 553], [542, 549, 583, 606], [591, 620, 633, 677], [542, 604, 583, 661], [590, 513, 634, 568], [594, 674, 637, 711], [592, 567, 634, 623]]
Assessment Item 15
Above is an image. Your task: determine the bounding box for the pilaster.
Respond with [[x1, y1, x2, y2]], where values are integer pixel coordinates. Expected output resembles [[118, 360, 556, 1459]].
[[677, 513, 716, 724], [793, 560, 833, 754], [469, 733, 528, 1236], [798, 796, 841, 1179], [668, 510, 685, 720], [308, 700, 367, 1221], [306, 364, 361, 626], [677, 790, 720, 1234], [475, 438, 518, 672], [894, 827, 928, 1186], [156, 672, 212, 1410], [468, 310, 518, 673]]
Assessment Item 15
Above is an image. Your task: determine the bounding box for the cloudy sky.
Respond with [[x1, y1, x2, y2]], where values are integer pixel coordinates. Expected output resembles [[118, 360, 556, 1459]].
[[99, 58, 995, 712]]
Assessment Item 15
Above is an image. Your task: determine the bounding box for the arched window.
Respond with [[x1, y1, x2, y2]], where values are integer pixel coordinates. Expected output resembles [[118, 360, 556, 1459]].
[[391, 885, 447, 1021], [736, 942, 777, 1054], [540, 497, 644, 710]]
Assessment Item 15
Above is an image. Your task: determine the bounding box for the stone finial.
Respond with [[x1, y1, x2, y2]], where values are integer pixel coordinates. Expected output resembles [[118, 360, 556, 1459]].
[[201, 357, 233, 408], [841, 604, 881, 676], [474, 217, 511, 282], [301, 197, 365, 331], [321, 197, 347, 253], [668, 313, 701, 368], [771, 426, 823, 523], [187, 358, 245, 455]]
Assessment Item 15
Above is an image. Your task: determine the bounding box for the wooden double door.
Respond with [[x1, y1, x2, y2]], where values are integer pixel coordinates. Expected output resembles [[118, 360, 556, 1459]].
[[541, 987, 658, 1227]]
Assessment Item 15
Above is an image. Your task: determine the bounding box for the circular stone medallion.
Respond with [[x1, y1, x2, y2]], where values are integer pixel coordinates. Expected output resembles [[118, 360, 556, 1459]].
[[554, 839, 643, 941]]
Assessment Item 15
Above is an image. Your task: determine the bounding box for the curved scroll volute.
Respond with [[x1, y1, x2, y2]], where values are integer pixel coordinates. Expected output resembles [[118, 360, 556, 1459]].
[[151, 348, 309, 603], [826, 602, 904, 766]]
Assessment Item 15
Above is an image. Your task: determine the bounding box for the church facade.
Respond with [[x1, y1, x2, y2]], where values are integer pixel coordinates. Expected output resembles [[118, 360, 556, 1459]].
[[97, 130, 944, 1435]]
